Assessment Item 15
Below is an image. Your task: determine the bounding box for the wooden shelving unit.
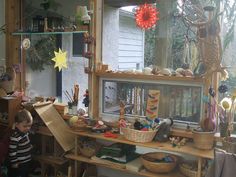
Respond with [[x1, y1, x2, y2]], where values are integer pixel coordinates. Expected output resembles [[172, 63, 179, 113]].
[[65, 154, 183, 177], [67, 130, 214, 177], [96, 72, 205, 84], [68, 130, 214, 159], [0, 97, 21, 137], [35, 127, 68, 177]]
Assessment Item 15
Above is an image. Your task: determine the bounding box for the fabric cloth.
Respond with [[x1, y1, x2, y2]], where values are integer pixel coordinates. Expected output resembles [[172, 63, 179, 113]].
[[8, 128, 32, 166], [206, 148, 236, 177]]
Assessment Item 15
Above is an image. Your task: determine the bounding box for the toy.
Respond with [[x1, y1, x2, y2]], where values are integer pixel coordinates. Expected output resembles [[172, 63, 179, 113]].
[[82, 89, 89, 107]]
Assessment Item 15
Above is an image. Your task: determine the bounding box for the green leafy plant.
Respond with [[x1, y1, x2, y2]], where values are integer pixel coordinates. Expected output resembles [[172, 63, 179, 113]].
[[26, 36, 57, 71]]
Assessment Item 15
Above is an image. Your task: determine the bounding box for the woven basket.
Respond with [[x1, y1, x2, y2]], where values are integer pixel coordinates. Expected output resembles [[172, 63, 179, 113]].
[[121, 127, 157, 143], [141, 152, 177, 173], [0, 67, 16, 93], [179, 163, 198, 177], [78, 140, 100, 158], [0, 80, 15, 93], [78, 145, 97, 158], [192, 129, 215, 150], [222, 137, 236, 153]]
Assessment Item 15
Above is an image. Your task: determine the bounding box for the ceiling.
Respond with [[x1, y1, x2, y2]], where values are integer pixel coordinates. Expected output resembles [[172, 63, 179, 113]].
[[104, 0, 156, 8]]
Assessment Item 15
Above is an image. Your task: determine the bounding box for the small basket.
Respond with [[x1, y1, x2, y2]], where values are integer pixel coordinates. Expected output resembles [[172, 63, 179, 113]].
[[121, 127, 157, 143], [78, 145, 97, 158], [0, 67, 16, 93], [179, 163, 198, 177], [0, 80, 15, 93], [222, 137, 236, 153], [78, 140, 100, 158], [141, 152, 177, 173], [192, 129, 215, 150]]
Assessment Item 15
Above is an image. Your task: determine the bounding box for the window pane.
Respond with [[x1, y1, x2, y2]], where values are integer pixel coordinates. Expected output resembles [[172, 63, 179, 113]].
[[102, 79, 202, 124]]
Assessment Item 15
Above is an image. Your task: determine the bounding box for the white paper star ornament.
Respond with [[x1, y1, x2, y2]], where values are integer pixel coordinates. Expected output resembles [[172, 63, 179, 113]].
[[52, 48, 67, 71]]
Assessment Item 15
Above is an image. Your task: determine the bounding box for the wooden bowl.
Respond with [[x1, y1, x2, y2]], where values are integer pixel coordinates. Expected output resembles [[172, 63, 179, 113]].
[[141, 152, 177, 173]]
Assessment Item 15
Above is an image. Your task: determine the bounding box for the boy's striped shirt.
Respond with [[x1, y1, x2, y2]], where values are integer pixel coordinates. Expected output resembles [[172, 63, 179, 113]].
[[9, 129, 32, 165]]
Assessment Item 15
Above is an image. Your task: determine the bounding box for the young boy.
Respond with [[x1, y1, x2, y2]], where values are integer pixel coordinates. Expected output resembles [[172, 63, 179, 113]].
[[8, 109, 33, 177]]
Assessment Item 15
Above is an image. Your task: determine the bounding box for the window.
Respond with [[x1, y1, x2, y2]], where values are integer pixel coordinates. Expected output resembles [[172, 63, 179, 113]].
[[100, 78, 203, 126], [72, 33, 84, 57], [101, 0, 236, 132]]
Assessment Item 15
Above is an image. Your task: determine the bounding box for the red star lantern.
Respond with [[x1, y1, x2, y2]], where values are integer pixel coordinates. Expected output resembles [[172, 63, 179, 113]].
[[135, 3, 159, 30]]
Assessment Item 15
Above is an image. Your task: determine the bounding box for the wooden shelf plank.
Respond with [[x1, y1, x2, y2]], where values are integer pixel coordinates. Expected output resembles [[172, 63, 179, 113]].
[[68, 130, 214, 159], [12, 31, 87, 35], [96, 72, 205, 84], [34, 155, 68, 165], [65, 154, 182, 177]]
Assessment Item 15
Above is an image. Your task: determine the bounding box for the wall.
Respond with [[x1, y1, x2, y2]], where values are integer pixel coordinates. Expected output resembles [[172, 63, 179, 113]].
[[118, 10, 144, 70], [26, 65, 56, 97], [0, 0, 5, 68], [62, 34, 88, 108], [102, 5, 119, 69]]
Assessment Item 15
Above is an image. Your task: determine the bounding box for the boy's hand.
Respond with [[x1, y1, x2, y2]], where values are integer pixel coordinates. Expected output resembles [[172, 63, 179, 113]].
[[11, 163, 19, 168]]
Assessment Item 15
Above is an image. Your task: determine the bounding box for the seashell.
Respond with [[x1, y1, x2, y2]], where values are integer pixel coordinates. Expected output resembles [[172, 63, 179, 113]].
[[159, 68, 171, 76], [142, 67, 152, 75], [151, 66, 160, 75], [184, 69, 194, 77], [176, 68, 185, 76]]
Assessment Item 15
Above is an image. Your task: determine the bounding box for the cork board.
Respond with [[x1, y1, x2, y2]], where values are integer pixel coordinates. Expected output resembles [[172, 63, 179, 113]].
[[34, 102, 75, 151]]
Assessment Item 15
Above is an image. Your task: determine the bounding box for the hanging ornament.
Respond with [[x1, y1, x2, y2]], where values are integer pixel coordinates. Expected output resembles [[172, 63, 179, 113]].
[[22, 38, 31, 50], [135, 3, 159, 30], [51, 48, 67, 71]]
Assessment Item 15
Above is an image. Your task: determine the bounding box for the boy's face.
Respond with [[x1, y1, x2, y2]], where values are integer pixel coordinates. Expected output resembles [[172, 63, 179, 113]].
[[15, 120, 32, 133]]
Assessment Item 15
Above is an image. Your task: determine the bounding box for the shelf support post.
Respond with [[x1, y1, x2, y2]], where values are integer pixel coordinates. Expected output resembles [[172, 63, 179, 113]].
[[197, 157, 202, 177]]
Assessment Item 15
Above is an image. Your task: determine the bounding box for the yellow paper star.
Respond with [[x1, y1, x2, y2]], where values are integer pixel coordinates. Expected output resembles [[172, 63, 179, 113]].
[[52, 48, 67, 71]]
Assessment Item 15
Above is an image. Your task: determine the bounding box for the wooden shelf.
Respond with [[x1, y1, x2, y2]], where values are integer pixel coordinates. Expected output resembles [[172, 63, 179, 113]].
[[34, 155, 68, 165], [65, 153, 182, 177], [96, 72, 205, 84], [12, 31, 87, 35], [68, 130, 214, 159]]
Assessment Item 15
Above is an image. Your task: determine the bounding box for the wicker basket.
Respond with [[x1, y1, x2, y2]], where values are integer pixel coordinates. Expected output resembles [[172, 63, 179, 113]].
[[0, 80, 15, 93], [78, 140, 100, 158], [222, 137, 236, 153], [0, 67, 16, 93], [121, 127, 157, 143], [192, 129, 215, 150], [179, 163, 198, 177], [141, 152, 177, 173], [78, 145, 97, 158]]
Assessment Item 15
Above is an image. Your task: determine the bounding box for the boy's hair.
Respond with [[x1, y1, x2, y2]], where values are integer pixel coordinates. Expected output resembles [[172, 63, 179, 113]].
[[15, 109, 33, 123]]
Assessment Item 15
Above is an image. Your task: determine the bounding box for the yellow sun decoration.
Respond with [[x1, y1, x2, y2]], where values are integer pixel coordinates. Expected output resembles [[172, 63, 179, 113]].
[[52, 48, 67, 71]]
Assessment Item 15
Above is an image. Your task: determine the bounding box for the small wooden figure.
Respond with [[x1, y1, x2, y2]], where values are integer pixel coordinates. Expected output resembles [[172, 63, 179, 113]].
[[119, 100, 125, 120]]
